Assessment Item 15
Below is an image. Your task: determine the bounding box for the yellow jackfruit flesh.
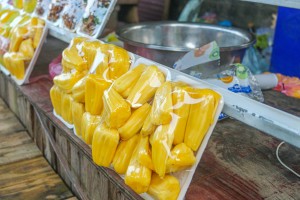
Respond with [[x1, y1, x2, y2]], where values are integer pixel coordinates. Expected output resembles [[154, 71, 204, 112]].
[[147, 173, 180, 200], [92, 123, 120, 167], [112, 134, 139, 174]]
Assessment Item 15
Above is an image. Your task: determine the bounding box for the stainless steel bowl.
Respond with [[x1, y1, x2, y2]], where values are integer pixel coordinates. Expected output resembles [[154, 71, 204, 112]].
[[116, 21, 255, 67]]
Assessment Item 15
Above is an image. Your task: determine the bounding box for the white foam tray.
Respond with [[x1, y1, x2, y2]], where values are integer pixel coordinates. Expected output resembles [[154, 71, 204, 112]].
[[76, 0, 118, 39], [51, 43, 224, 200], [0, 23, 49, 85]]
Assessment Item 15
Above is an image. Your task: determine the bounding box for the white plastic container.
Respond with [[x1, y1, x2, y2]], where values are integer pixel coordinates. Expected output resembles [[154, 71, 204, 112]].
[[76, 0, 117, 38]]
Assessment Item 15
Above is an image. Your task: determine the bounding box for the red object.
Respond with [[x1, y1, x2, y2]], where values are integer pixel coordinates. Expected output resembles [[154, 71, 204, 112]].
[[49, 54, 62, 80]]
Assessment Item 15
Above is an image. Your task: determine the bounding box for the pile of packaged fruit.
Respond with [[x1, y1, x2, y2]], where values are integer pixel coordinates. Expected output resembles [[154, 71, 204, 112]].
[[12, 0, 37, 13], [46, 0, 116, 37], [9, 0, 116, 38], [0, 5, 46, 81], [50, 37, 223, 200]]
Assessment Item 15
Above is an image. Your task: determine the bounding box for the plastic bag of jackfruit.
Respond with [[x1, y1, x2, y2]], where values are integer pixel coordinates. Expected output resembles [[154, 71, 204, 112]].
[[92, 59, 223, 200], [0, 7, 47, 85], [50, 37, 134, 133], [50, 37, 224, 200], [34, 0, 51, 19]]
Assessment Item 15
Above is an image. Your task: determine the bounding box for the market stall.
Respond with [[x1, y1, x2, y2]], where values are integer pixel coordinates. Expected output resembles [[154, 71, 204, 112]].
[[0, 36, 299, 200], [0, 1, 299, 200]]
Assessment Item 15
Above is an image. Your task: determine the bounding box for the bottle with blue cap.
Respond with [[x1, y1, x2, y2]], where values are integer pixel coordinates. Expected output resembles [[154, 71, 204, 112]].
[[236, 64, 252, 93]]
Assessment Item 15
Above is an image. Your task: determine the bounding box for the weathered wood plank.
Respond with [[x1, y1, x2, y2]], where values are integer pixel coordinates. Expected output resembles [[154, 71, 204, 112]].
[[70, 143, 81, 192], [80, 156, 91, 199], [0, 98, 25, 134], [108, 181, 131, 200], [0, 94, 75, 200], [0, 131, 32, 149], [0, 157, 73, 200], [0, 110, 40, 165], [0, 174, 73, 200], [0, 142, 41, 165], [0, 103, 18, 121], [0, 85, 31, 136], [87, 161, 109, 200], [16, 96, 34, 136], [55, 129, 72, 188], [32, 111, 45, 152], [6, 80, 19, 116], [0, 73, 8, 102], [48, 111, 92, 156], [43, 123, 57, 171], [0, 174, 70, 198], [0, 114, 24, 134], [0, 98, 5, 106], [0, 157, 61, 188]]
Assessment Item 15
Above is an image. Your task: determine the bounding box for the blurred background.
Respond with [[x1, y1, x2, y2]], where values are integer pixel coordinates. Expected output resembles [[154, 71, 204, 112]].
[[112, 0, 299, 78]]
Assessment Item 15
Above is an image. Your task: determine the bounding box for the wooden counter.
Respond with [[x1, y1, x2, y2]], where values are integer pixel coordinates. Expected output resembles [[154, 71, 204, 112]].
[[0, 98, 74, 199], [0, 36, 299, 200]]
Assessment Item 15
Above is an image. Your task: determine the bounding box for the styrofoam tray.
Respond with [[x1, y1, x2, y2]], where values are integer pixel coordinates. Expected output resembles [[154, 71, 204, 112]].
[[132, 57, 172, 81], [59, 0, 84, 33], [0, 64, 10, 75], [0, 13, 48, 85], [53, 109, 74, 129], [48, 23, 78, 43], [13, 24, 49, 85], [32, 0, 51, 20], [1, 2, 13, 9], [141, 75, 224, 200], [51, 43, 224, 200], [76, 0, 117, 38], [36, 0, 117, 42], [128, 59, 223, 199], [45, 0, 67, 27]]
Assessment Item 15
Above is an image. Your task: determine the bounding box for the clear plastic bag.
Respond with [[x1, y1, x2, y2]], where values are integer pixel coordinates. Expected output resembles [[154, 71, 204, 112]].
[[47, 0, 68, 24], [242, 46, 269, 75], [0, 15, 46, 83], [12, 0, 23, 9], [95, 77, 222, 199], [77, 0, 115, 37], [60, 0, 84, 32], [50, 37, 224, 200], [34, 0, 51, 18], [3, 51, 28, 79], [0, 35, 10, 57], [81, 112, 102, 144], [51, 37, 133, 130], [23, 0, 37, 13]]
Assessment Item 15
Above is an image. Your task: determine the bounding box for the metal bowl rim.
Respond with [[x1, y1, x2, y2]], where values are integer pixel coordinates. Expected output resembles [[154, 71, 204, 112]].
[[116, 21, 256, 52]]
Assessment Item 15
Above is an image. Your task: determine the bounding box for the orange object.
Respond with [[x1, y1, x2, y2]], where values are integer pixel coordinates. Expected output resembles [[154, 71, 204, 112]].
[[274, 73, 300, 99], [220, 76, 234, 83]]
